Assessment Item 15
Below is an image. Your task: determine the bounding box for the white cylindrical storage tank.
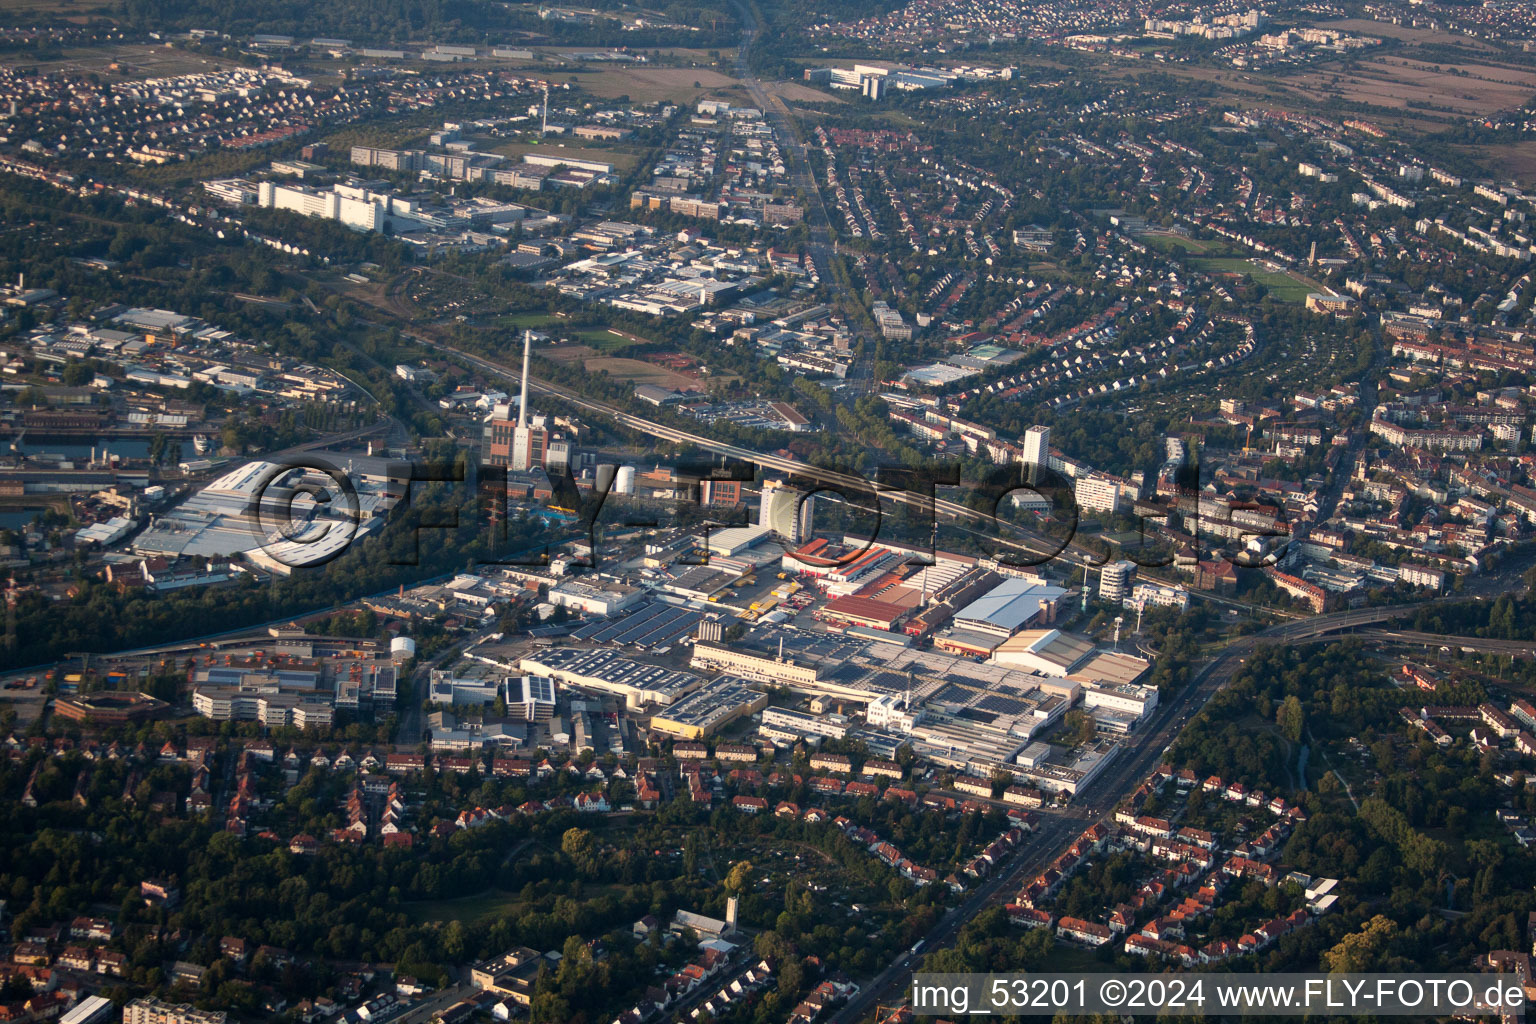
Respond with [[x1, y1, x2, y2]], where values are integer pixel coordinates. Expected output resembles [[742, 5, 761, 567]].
[[614, 465, 636, 495], [391, 637, 416, 658]]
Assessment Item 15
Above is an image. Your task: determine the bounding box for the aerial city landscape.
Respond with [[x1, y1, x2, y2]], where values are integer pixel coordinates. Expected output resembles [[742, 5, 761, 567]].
[[2, 0, 1536, 1018]]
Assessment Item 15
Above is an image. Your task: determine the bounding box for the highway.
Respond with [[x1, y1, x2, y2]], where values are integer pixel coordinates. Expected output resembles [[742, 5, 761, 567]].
[[1342, 628, 1536, 657]]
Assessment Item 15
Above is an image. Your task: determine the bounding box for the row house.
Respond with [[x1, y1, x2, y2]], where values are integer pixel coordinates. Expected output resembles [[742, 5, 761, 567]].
[[788, 978, 857, 1024], [346, 782, 367, 836], [1202, 937, 1243, 962], [574, 792, 610, 813], [1238, 909, 1311, 953], [686, 771, 710, 806], [732, 796, 768, 814], [952, 775, 994, 799], [963, 829, 1025, 878], [57, 946, 94, 972], [1223, 856, 1278, 885], [727, 768, 764, 789], [1149, 839, 1217, 870], [1124, 933, 1199, 966], [809, 753, 853, 774], [636, 772, 660, 809], [1006, 906, 1053, 929], [691, 960, 776, 1022], [1512, 700, 1536, 731], [1177, 826, 1216, 849], [385, 753, 426, 774], [1056, 916, 1113, 947], [1131, 815, 1173, 838], [1003, 785, 1044, 808], [69, 918, 113, 942], [1481, 703, 1521, 739]]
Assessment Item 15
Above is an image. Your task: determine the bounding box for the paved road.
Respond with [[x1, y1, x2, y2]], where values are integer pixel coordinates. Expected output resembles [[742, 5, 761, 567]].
[[728, 0, 836, 281], [830, 569, 1536, 1022], [830, 636, 1250, 1023], [399, 640, 466, 747], [393, 983, 473, 1024], [1342, 628, 1536, 656], [391, 326, 1113, 572]]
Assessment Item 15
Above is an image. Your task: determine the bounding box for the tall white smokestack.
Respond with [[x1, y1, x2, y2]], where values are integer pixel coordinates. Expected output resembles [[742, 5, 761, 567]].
[[518, 329, 531, 430]]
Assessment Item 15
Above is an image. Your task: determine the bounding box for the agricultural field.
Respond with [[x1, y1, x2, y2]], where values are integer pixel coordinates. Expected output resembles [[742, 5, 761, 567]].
[[565, 66, 740, 103], [0, 0, 116, 16], [20, 44, 244, 78], [1291, 56, 1536, 116], [1313, 18, 1506, 51], [1461, 140, 1536, 187]]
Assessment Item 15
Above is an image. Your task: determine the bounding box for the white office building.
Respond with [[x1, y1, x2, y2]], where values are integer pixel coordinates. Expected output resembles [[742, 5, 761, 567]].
[[1023, 425, 1050, 475], [1099, 560, 1136, 603], [760, 479, 815, 544]]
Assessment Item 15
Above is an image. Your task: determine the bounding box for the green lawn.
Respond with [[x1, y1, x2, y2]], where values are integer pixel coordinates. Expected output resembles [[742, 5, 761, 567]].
[[497, 312, 565, 329], [1193, 258, 1314, 303], [574, 328, 645, 353], [494, 318, 646, 353], [402, 889, 526, 926], [1040, 943, 1115, 971], [1142, 232, 1224, 255]]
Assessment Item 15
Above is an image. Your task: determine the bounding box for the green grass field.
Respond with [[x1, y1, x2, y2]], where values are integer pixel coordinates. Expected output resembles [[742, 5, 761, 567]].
[[1037, 943, 1114, 971], [1142, 232, 1225, 255], [574, 328, 644, 353], [497, 312, 565, 329], [491, 317, 643, 353], [401, 889, 526, 926], [1193, 257, 1314, 302]]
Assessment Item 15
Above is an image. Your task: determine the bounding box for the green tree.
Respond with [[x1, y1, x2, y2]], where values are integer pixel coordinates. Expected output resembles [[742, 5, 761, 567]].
[[1277, 695, 1305, 743], [725, 859, 753, 894]]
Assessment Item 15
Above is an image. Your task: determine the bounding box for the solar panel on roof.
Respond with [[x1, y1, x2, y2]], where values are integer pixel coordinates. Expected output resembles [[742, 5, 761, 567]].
[[977, 694, 1029, 715], [824, 663, 866, 684], [930, 683, 973, 704]]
